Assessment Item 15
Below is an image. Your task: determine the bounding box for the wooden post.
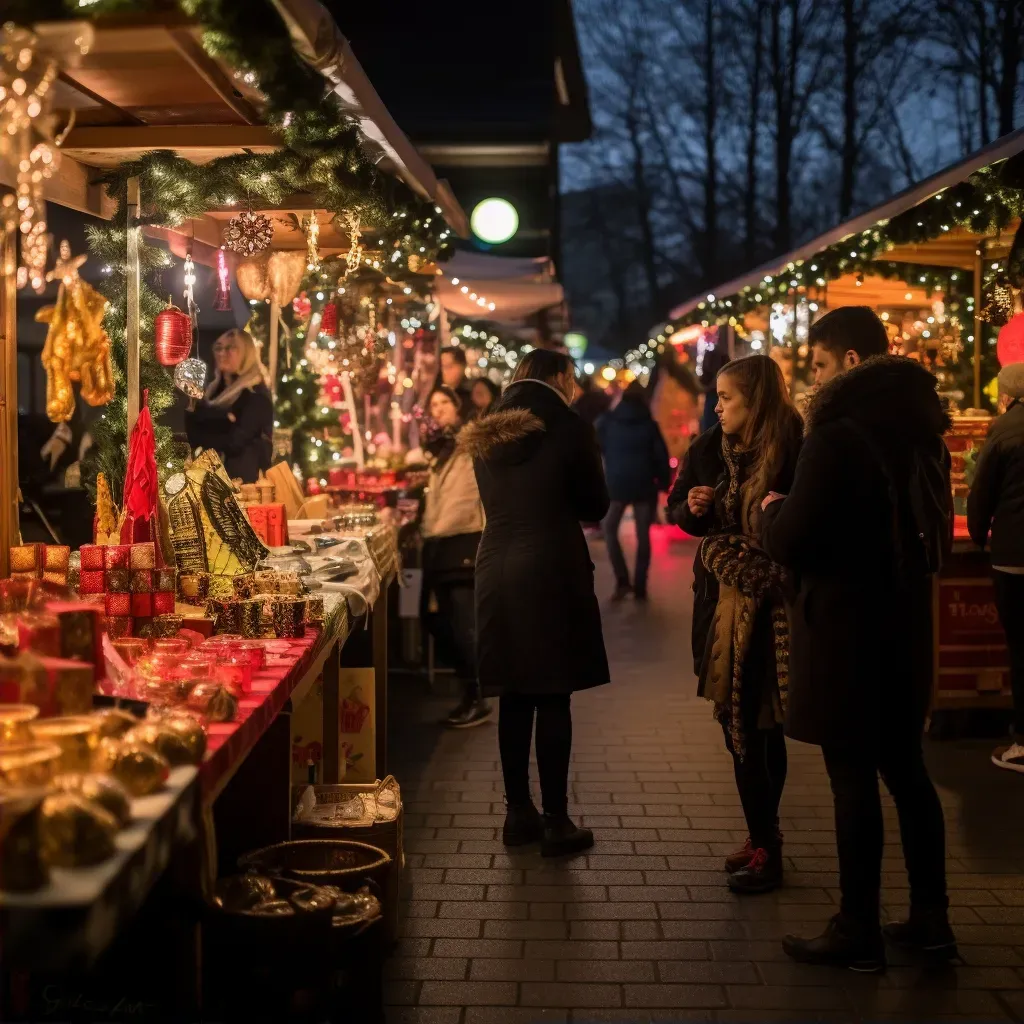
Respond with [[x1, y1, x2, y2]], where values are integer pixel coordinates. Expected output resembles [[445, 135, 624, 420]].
[[0, 222, 18, 575], [268, 299, 280, 398], [973, 245, 984, 411], [126, 177, 141, 437], [341, 371, 364, 469]]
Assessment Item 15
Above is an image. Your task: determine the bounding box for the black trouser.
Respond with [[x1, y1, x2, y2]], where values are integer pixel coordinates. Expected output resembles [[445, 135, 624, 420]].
[[424, 576, 480, 705], [498, 694, 572, 816], [603, 499, 656, 594], [992, 570, 1024, 737], [822, 736, 948, 931]]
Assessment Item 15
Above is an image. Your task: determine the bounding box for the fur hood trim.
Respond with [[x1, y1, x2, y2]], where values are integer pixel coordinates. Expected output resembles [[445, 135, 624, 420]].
[[804, 355, 951, 440], [457, 409, 545, 459]]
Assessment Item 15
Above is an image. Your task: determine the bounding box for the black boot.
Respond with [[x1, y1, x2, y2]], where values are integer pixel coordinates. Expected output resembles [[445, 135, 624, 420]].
[[783, 915, 886, 973], [540, 813, 594, 858], [883, 908, 958, 959], [502, 802, 544, 846], [444, 698, 492, 729], [727, 845, 783, 894]]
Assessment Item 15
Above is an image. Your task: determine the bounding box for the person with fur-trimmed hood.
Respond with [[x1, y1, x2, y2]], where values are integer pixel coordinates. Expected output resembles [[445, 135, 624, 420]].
[[458, 349, 610, 858], [761, 307, 955, 972]]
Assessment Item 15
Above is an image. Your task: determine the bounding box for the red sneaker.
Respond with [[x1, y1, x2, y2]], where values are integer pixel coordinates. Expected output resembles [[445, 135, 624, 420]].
[[724, 837, 754, 873]]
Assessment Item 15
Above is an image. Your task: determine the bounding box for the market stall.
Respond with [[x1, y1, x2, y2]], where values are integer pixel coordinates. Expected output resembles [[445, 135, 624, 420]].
[[0, 1, 463, 1016], [645, 130, 1024, 727]]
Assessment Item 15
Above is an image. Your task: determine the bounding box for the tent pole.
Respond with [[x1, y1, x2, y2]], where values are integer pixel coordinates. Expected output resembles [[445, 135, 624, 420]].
[[0, 221, 18, 575], [126, 176, 141, 437], [973, 244, 983, 410]]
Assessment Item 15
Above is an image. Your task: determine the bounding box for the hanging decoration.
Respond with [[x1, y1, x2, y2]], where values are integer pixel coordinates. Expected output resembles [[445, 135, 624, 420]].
[[305, 214, 321, 275], [235, 253, 271, 302], [224, 204, 273, 257], [154, 298, 193, 367], [214, 246, 232, 310], [120, 390, 161, 546], [183, 249, 198, 321], [292, 291, 311, 324], [267, 250, 306, 307], [36, 240, 114, 423], [997, 314, 1024, 368], [979, 276, 1017, 326], [0, 23, 91, 293], [174, 358, 207, 400], [320, 301, 338, 338], [343, 211, 363, 279]]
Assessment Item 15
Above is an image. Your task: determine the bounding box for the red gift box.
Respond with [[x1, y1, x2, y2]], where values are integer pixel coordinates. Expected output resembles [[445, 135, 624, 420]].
[[130, 569, 153, 593], [45, 601, 103, 680], [0, 653, 94, 716], [129, 542, 156, 570], [153, 591, 175, 615], [16, 613, 61, 657], [103, 615, 133, 639], [306, 478, 322, 496], [103, 545, 131, 570], [154, 567, 176, 593], [179, 615, 214, 639], [131, 593, 153, 617], [79, 544, 105, 570], [245, 503, 289, 548], [104, 591, 131, 617], [79, 570, 105, 594], [328, 468, 344, 487]]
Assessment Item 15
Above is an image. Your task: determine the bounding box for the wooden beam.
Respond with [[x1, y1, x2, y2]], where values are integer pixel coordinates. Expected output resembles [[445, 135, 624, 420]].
[[973, 245, 984, 411], [0, 222, 18, 574], [126, 177, 141, 439], [168, 29, 260, 125], [58, 71, 145, 126], [0, 153, 117, 220], [61, 124, 278, 157]]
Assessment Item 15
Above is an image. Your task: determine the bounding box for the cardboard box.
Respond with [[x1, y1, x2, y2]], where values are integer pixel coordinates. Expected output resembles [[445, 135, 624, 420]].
[[245, 503, 289, 548]]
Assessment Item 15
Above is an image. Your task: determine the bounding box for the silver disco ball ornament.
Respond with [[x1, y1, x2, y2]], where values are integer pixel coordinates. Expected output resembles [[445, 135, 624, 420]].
[[174, 357, 207, 399]]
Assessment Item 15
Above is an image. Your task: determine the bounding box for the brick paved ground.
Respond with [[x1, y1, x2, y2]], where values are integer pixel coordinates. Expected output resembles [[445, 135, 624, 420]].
[[385, 524, 1024, 1023]]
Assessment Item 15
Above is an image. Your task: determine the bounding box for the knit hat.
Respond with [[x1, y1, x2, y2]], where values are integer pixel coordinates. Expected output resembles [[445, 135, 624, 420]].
[[998, 363, 1024, 399]]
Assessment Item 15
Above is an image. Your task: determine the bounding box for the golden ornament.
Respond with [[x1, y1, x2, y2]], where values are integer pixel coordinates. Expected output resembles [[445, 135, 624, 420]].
[[267, 250, 306, 307], [39, 792, 117, 868], [235, 253, 271, 302], [95, 471, 120, 542], [36, 241, 114, 423]]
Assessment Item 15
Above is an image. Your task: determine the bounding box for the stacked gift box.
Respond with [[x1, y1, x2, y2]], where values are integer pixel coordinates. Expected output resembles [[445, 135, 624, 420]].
[[8, 543, 71, 586], [76, 542, 176, 638]]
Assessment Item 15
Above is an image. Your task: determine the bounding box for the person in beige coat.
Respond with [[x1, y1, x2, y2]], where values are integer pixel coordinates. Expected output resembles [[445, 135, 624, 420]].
[[420, 386, 490, 728]]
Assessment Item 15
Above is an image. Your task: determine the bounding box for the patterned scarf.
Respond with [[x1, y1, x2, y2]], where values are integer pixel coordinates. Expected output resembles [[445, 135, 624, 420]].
[[700, 434, 789, 760]]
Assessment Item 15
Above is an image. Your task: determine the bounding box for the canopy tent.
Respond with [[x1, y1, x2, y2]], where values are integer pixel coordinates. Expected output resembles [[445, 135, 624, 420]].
[[434, 250, 564, 321]]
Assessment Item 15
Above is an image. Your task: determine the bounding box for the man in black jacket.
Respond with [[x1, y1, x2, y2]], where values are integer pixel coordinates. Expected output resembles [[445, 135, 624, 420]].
[[761, 309, 954, 972], [968, 362, 1024, 773]]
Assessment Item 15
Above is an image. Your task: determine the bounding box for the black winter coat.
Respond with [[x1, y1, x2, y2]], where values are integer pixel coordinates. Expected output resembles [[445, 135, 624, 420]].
[[458, 380, 611, 697], [596, 398, 671, 504], [185, 382, 273, 484], [967, 400, 1024, 567], [761, 357, 951, 750], [667, 422, 801, 695]]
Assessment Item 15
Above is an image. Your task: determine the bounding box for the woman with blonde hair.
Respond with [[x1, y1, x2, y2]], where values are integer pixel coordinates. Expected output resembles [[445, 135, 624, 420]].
[[185, 328, 273, 483], [668, 354, 802, 894]]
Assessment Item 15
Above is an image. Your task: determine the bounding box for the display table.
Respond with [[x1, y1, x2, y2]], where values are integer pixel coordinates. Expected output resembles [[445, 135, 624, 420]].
[[932, 516, 1012, 715]]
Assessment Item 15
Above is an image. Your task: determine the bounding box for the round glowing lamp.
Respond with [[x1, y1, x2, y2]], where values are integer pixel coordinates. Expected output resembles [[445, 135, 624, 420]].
[[601, 366, 617, 382], [471, 198, 519, 244]]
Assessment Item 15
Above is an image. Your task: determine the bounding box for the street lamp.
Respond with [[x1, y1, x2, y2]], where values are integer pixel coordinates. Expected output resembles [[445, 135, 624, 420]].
[[471, 198, 519, 244]]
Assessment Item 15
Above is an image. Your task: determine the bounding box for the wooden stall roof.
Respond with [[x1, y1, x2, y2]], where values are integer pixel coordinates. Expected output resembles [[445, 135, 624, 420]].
[[0, 11, 468, 255], [668, 127, 1024, 322]]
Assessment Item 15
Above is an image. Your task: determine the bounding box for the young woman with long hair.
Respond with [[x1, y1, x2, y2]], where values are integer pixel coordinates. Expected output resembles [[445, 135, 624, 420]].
[[668, 354, 802, 893], [458, 350, 610, 857]]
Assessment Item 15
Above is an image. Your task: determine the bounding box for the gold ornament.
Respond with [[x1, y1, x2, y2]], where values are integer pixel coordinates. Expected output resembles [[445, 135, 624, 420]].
[[305, 214, 321, 275], [235, 253, 271, 301], [267, 250, 306, 307], [95, 471, 120, 542], [343, 211, 363, 279], [36, 241, 114, 423], [224, 205, 273, 257]]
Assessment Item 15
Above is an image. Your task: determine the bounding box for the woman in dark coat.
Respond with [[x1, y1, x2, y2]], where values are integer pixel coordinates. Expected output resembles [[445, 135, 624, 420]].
[[185, 329, 273, 483], [667, 355, 801, 895], [459, 349, 610, 857]]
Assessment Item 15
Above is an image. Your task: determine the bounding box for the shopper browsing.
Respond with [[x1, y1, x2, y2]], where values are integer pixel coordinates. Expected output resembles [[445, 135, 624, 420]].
[[458, 350, 610, 858], [439, 345, 475, 415], [668, 355, 802, 895], [761, 307, 954, 971], [597, 381, 671, 602], [419, 386, 490, 729], [967, 362, 1024, 773]]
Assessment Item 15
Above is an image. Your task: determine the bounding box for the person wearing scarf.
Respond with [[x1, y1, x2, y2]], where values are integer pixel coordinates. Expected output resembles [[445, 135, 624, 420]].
[[185, 328, 273, 483], [668, 354, 802, 895], [420, 386, 490, 729]]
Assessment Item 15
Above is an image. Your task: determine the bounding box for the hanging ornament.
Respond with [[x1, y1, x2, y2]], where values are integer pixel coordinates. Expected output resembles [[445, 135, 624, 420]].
[[267, 250, 306, 307], [36, 240, 113, 423], [342, 211, 363, 279], [224, 204, 273, 257], [174, 357, 208, 400], [183, 248, 198, 322], [320, 302, 338, 338], [235, 253, 271, 302], [214, 246, 232, 311], [292, 291, 311, 323], [305, 214, 321, 275], [997, 313, 1024, 367], [980, 275, 1016, 326], [0, 24, 91, 293], [154, 298, 193, 367]]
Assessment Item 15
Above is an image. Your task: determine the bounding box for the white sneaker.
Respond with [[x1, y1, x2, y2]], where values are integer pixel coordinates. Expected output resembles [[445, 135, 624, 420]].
[[991, 743, 1024, 773]]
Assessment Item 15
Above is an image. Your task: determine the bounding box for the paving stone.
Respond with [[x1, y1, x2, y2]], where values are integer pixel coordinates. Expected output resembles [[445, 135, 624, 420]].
[[622, 983, 728, 1008], [418, 982, 518, 1006], [469, 958, 556, 981], [520, 982, 623, 1008]]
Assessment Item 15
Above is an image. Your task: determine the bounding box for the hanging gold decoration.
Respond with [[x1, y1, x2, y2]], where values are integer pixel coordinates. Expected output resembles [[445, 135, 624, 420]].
[[36, 240, 114, 423], [234, 253, 271, 301], [305, 214, 321, 275], [0, 24, 92, 292], [343, 211, 363, 279], [267, 250, 306, 307], [224, 205, 273, 257]]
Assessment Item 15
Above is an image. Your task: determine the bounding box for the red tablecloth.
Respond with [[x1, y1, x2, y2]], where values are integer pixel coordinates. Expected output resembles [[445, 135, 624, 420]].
[[199, 627, 322, 800], [954, 514, 969, 542]]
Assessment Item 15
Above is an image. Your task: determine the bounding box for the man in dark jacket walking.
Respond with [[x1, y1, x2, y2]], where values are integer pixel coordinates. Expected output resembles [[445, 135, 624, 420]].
[[597, 382, 671, 601], [761, 313, 954, 971], [968, 362, 1024, 773]]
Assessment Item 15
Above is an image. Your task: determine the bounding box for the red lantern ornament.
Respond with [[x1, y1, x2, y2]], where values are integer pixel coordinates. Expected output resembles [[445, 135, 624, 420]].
[[320, 301, 338, 338], [154, 299, 193, 367], [293, 290, 311, 323], [997, 313, 1024, 367]]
